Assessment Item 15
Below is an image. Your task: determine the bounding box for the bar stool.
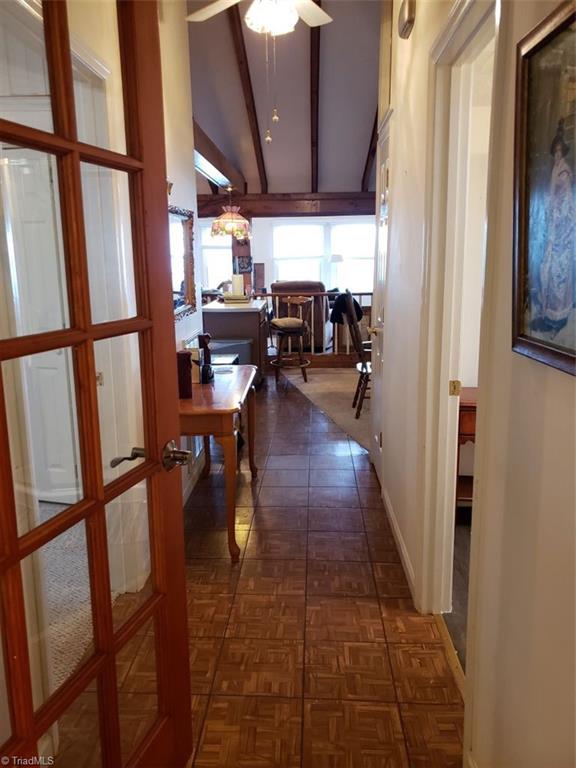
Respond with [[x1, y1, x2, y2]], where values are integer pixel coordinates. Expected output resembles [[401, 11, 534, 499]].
[[270, 296, 312, 383]]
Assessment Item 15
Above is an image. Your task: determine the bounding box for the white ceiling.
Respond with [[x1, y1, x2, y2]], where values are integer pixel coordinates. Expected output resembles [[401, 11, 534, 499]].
[[187, 0, 381, 194]]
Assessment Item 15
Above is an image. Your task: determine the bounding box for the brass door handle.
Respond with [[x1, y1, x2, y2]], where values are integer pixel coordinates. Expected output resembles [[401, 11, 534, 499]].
[[367, 326, 381, 336]]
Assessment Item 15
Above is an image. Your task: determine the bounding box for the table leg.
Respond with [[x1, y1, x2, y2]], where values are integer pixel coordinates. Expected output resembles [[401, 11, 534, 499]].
[[217, 433, 240, 563], [247, 385, 258, 478], [201, 435, 211, 478]]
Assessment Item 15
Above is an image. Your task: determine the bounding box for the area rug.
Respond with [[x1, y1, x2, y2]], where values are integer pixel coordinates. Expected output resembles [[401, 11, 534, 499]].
[[281, 368, 371, 450]]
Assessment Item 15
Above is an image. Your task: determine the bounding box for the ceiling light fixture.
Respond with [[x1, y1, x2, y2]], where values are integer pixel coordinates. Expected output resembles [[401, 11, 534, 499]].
[[244, 0, 299, 37], [211, 186, 251, 242]]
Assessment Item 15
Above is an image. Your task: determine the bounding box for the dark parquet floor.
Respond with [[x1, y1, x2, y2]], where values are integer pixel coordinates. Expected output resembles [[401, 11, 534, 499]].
[[184, 376, 464, 768]]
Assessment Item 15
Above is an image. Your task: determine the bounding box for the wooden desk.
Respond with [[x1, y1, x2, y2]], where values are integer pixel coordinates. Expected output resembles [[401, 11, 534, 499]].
[[179, 365, 258, 562], [456, 387, 478, 505]]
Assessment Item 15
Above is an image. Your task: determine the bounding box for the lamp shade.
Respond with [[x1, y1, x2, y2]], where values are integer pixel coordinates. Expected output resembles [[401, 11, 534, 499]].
[[211, 206, 251, 241], [245, 0, 299, 36]]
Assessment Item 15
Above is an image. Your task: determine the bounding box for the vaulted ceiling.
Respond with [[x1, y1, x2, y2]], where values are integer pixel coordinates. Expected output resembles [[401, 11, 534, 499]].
[[187, 0, 381, 195]]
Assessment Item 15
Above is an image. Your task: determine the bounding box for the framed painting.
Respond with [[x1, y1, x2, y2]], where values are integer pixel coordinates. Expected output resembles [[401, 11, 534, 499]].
[[513, 2, 576, 375]]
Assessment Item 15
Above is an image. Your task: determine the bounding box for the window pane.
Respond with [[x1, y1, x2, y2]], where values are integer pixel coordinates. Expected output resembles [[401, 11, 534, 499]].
[[0, 1, 54, 132], [0, 616, 11, 747], [94, 333, 145, 485], [81, 163, 136, 324], [67, 0, 127, 154], [22, 522, 94, 709], [273, 224, 324, 259], [335, 259, 374, 293], [201, 225, 225, 246], [107, 483, 153, 632], [276, 258, 321, 282], [0, 144, 70, 339], [204, 247, 233, 289], [2, 348, 83, 537], [331, 222, 376, 259], [38, 687, 102, 767]]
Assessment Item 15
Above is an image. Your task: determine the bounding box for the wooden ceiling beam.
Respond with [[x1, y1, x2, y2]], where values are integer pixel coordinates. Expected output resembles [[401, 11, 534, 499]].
[[193, 119, 246, 192], [310, 1, 321, 193], [361, 111, 378, 192], [198, 192, 376, 218], [227, 6, 268, 194]]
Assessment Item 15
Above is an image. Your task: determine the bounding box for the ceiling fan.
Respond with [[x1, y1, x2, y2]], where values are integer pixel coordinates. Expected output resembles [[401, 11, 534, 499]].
[[186, 0, 333, 37]]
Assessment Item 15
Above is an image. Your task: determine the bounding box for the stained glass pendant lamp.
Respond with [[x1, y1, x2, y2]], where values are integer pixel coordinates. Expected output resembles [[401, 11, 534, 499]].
[[211, 186, 251, 242]]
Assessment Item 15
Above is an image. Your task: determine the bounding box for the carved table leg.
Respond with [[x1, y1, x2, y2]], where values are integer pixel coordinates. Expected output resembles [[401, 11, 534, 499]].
[[201, 435, 211, 478], [217, 433, 240, 563], [247, 385, 258, 479]]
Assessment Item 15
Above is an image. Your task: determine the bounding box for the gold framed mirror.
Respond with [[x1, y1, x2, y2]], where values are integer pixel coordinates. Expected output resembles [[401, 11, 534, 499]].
[[169, 205, 196, 319]]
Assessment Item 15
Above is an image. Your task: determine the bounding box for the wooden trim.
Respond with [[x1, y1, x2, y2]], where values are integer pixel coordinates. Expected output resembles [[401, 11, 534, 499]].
[[42, 0, 77, 140], [434, 614, 466, 699], [193, 120, 246, 193], [361, 111, 378, 192], [198, 192, 376, 218], [0, 329, 88, 362], [310, 3, 321, 193], [227, 5, 268, 193]]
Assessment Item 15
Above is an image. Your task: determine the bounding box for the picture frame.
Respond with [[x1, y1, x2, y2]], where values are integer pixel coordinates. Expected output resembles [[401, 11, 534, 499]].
[[513, 2, 575, 375], [168, 205, 197, 321]]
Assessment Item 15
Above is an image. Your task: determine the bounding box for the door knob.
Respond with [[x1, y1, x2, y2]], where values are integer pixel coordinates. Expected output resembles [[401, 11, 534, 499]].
[[367, 326, 381, 336], [162, 440, 192, 472], [110, 447, 145, 468]]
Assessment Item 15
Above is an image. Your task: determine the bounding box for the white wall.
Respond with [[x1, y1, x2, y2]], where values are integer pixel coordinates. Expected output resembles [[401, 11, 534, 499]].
[[378, 0, 454, 594], [465, 2, 576, 765]]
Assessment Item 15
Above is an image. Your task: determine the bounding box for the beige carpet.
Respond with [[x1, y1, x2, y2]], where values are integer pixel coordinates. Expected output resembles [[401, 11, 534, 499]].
[[282, 368, 371, 450]]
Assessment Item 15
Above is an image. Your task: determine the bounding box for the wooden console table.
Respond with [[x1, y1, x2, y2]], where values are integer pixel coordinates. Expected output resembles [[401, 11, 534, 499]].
[[456, 386, 478, 506], [179, 365, 258, 562]]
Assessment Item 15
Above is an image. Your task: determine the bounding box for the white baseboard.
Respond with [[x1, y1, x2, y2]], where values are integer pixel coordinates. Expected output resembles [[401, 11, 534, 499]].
[[382, 487, 416, 592], [465, 752, 480, 768], [182, 448, 206, 505]]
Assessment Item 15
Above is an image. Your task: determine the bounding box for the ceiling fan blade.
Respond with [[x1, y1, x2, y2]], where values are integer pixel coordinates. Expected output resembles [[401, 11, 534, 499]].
[[186, 0, 241, 22], [294, 0, 333, 27]]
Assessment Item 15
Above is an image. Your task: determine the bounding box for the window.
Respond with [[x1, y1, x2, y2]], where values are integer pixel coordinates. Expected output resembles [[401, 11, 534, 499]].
[[331, 222, 376, 292], [273, 224, 324, 282], [199, 224, 233, 288]]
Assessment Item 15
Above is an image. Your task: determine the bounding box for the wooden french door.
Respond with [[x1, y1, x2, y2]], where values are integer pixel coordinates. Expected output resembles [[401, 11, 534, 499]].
[[0, 1, 191, 766]]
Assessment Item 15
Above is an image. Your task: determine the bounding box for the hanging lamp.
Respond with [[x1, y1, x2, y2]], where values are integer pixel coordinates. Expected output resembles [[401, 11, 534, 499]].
[[211, 187, 251, 242], [244, 0, 299, 37]]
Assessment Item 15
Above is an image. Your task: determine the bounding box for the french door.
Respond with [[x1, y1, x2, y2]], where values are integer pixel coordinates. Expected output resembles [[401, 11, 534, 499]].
[[0, 1, 191, 765]]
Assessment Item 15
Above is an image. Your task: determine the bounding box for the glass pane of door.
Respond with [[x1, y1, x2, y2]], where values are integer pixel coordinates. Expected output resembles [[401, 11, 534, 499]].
[[21, 521, 94, 709], [67, 0, 127, 154], [38, 687, 102, 767], [2, 348, 83, 536], [0, 616, 11, 747], [0, 144, 69, 339], [0, 1, 54, 132]]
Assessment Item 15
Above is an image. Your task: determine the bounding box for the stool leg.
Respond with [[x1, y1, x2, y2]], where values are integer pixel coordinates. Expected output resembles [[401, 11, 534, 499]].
[[355, 373, 369, 419], [275, 334, 285, 384], [352, 373, 363, 408], [298, 335, 307, 383]]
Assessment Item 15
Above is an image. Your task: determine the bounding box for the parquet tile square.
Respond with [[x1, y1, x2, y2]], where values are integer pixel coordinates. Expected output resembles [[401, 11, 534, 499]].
[[194, 695, 302, 768], [185, 529, 249, 559], [185, 559, 240, 595], [362, 508, 394, 534], [252, 507, 308, 530], [372, 563, 412, 598], [308, 531, 369, 561], [261, 469, 309, 486], [310, 440, 351, 456], [310, 487, 360, 508], [227, 594, 305, 640], [358, 488, 385, 508], [368, 532, 402, 563], [118, 693, 158, 763], [266, 454, 310, 469], [245, 530, 307, 559], [354, 470, 380, 488], [389, 645, 463, 704], [237, 559, 306, 595], [53, 692, 102, 768], [303, 700, 408, 767], [400, 703, 464, 767], [306, 597, 385, 642], [381, 600, 442, 643], [257, 486, 309, 506], [190, 695, 210, 765], [114, 632, 146, 690], [189, 638, 223, 694], [352, 454, 372, 470], [309, 469, 357, 486], [306, 561, 376, 597], [188, 594, 234, 638], [120, 634, 156, 694], [308, 507, 364, 531], [309, 454, 354, 469], [304, 641, 395, 701], [214, 639, 303, 697], [185, 506, 254, 530]]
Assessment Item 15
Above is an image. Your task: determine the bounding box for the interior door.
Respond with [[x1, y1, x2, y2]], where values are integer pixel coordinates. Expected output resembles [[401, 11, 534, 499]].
[[0, 2, 192, 766]]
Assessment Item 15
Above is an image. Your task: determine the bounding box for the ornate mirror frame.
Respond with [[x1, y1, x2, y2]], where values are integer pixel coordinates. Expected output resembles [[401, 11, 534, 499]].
[[169, 205, 197, 320]]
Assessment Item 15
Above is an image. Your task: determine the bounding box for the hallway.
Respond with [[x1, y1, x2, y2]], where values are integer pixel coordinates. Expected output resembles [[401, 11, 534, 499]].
[[184, 376, 464, 767]]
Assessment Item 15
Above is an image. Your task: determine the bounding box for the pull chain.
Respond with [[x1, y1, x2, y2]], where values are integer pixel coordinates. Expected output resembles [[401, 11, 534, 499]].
[[264, 33, 272, 144], [272, 35, 279, 124]]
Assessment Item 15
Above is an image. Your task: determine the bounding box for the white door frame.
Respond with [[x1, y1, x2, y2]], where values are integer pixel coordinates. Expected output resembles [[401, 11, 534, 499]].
[[418, 0, 497, 615]]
